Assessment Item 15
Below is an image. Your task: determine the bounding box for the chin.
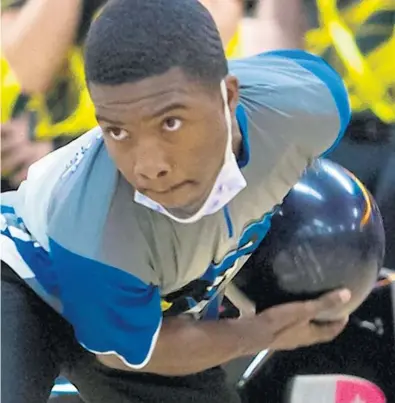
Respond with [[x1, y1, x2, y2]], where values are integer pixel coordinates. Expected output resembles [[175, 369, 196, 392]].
[[146, 187, 202, 209], [162, 198, 200, 211], [163, 195, 206, 215]]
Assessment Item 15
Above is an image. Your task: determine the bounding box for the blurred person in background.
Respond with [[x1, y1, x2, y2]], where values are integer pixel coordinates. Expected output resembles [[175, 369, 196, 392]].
[[1, 0, 243, 191], [1, 0, 106, 190]]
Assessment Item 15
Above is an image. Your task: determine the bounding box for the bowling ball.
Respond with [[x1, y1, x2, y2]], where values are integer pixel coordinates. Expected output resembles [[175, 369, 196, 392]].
[[234, 158, 385, 321]]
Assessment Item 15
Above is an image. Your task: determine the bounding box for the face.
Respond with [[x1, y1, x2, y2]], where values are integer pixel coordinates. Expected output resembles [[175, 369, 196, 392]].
[[90, 67, 240, 211]]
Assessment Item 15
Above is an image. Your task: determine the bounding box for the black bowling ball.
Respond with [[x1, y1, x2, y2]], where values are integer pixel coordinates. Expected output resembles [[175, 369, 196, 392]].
[[235, 158, 385, 320]]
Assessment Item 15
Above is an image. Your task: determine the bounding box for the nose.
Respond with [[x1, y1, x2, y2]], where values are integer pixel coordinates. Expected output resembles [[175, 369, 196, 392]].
[[133, 147, 171, 181]]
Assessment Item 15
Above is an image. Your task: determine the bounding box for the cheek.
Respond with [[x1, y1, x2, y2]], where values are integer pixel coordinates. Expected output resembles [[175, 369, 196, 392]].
[[104, 138, 121, 166], [180, 126, 226, 175], [104, 138, 136, 179]]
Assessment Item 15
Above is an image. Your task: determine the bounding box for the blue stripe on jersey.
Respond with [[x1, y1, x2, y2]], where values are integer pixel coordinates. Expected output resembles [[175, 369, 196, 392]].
[[236, 103, 250, 168], [1, 205, 16, 215], [203, 294, 222, 320], [49, 238, 162, 368], [263, 49, 351, 157], [1, 206, 58, 294]]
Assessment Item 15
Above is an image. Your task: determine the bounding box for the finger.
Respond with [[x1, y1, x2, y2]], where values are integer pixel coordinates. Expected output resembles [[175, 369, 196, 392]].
[[308, 316, 349, 345], [258, 289, 351, 332], [302, 289, 351, 320], [259, 301, 313, 331]]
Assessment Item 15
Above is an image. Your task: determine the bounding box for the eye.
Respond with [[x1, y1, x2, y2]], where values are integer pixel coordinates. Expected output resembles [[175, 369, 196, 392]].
[[107, 127, 129, 141], [162, 117, 182, 132]]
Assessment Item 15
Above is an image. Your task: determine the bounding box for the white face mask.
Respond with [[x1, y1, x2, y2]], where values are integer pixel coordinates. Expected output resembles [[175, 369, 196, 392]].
[[134, 80, 247, 223]]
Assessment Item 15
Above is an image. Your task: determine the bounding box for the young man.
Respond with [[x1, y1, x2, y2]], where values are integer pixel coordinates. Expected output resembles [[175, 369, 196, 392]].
[[1, 0, 352, 402]]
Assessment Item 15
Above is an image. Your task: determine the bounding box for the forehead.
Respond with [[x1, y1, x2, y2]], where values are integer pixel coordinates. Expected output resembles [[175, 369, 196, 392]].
[[90, 68, 220, 122]]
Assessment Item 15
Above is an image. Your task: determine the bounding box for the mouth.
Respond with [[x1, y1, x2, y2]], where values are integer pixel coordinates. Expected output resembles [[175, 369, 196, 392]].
[[139, 179, 212, 211], [141, 180, 192, 196]]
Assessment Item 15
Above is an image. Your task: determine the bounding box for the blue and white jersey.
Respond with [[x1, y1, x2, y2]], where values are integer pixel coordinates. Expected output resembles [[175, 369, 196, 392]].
[[1, 50, 350, 368]]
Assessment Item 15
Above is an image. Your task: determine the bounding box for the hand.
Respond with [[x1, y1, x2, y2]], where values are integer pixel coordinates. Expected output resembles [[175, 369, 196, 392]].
[[1, 116, 53, 187], [241, 289, 351, 355]]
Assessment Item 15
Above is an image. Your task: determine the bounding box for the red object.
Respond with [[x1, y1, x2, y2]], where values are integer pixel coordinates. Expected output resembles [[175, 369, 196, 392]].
[[336, 378, 386, 403]]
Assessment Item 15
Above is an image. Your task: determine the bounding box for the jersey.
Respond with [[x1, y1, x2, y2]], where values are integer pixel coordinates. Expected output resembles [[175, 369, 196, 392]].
[[0, 50, 351, 369]]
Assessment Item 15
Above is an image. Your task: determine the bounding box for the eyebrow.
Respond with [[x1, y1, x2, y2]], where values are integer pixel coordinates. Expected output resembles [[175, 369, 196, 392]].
[[149, 103, 188, 119], [95, 115, 124, 125], [95, 102, 189, 125]]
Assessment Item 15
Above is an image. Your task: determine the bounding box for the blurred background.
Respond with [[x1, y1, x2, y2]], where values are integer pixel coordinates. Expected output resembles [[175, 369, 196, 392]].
[[1, 1, 394, 402]]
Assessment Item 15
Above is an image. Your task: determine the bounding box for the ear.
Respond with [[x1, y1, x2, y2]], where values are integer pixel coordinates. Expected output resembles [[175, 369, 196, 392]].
[[224, 74, 239, 117]]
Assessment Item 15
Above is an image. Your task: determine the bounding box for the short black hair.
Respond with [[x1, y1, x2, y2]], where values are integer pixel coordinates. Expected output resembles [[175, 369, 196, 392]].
[[84, 0, 228, 87]]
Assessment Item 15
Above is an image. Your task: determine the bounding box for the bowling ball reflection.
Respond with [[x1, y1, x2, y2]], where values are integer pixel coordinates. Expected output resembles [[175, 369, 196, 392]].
[[235, 159, 385, 321]]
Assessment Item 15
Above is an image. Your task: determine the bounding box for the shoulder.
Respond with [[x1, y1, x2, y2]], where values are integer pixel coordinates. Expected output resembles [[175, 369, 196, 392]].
[[8, 127, 103, 248], [230, 50, 347, 98], [233, 50, 351, 159], [230, 50, 350, 117]]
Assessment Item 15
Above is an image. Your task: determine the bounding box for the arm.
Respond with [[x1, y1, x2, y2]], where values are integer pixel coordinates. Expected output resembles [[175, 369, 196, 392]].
[[242, 0, 307, 56], [1, 0, 83, 93], [97, 316, 248, 376], [97, 289, 350, 376], [48, 241, 249, 376]]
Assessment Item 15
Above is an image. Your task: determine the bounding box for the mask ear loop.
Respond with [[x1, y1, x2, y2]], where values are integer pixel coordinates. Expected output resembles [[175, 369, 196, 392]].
[[220, 80, 234, 162], [220, 80, 237, 238]]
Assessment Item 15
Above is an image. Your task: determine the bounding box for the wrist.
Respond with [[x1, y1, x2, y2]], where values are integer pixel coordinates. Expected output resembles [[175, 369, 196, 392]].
[[226, 316, 261, 357], [232, 314, 276, 356]]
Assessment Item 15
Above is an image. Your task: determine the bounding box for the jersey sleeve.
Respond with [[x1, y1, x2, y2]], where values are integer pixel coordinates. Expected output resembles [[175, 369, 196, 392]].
[[49, 239, 163, 369], [229, 49, 351, 159], [2, 129, 163, 369]]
